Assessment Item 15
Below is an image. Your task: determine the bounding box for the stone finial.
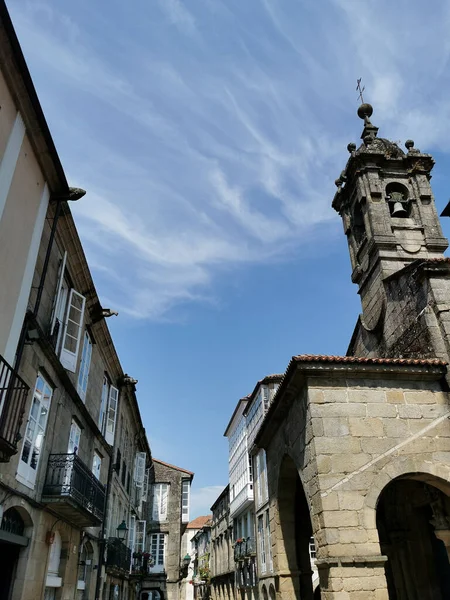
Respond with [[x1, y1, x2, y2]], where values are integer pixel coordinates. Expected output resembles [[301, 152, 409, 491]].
[[347, 142, 356, 153], [357, 103, 373, 121], [405, 140, 414, 150], [335, 178, 343, 188]]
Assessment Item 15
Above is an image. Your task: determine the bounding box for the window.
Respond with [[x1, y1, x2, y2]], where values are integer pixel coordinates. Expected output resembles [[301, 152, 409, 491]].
[[92, 452, 102, 480], [266, 511, 273, 572], [77, 331, 92, 401], [129, 515, 136, 555], [68, 420, 81, 454], [17, 373, 53, 489], [135, 520, 146, 553], [151, 483, 169, 521], [134, 452, 146, 488], [150, 533, 166, 572], [99, 376, 119, 445], [182, 480, 190, 523], [105, 384, 118, 445], [50, 262, 86, 373], [309, 537, 316, 560], [258, 515, 266, 574], [99, 377, 109, 432]]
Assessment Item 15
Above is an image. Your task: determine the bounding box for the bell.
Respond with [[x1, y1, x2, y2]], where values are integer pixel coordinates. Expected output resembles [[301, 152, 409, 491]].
[[391, 201, 407, 217]]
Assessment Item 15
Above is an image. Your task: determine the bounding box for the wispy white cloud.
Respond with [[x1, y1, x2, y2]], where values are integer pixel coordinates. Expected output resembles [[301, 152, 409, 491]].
[[156, 0, 197, 35], [190, 485, 225, 519], [7, 0, 450, 318]]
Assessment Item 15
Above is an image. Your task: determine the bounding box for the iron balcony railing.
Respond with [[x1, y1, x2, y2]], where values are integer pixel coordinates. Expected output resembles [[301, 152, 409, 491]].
[[234, 537, 257, 561], [0, 354, 29, 462], [106, 538, 132, 573], [244, 537, 256, 556], [42, 454, 106, 522]]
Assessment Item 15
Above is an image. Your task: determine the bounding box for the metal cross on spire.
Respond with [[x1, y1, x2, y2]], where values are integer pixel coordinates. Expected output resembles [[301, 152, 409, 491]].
[[356, 78, 365, 104]]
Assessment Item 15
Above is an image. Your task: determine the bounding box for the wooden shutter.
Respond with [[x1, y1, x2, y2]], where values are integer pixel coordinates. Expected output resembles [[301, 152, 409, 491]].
[[60, 289, 86, 372], [134, 452, 146, 487], [105, 385, 118, 445]]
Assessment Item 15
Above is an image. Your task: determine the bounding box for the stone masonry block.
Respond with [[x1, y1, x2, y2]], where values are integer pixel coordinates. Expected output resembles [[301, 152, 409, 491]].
[[348, 417, 384, 437], [348, 390, 386, 403], [331, 453, 372, 474], [323, 511, 359, 528], [404, 391, 438, 404], [315, 437, 361, 455], [338, 491, 365, 511], [311, 403, 367, 418], [322, 417, 350, 437], [367, 404, 398, 418], [386, 390, 405, 404]]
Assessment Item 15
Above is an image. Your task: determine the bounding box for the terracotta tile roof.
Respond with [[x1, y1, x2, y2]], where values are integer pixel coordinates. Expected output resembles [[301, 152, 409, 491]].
[[292, 355, 447, 366], [187, 515, 212, 529], [152, 458, 194, 476]]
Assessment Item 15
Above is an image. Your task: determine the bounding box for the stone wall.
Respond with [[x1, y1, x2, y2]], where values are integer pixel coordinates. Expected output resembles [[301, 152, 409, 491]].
[[260, 362, 450, 600]]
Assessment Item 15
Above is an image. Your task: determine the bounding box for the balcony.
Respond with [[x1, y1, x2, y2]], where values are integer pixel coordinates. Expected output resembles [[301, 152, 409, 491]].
[[106, 538, 132, 574], [0, 354, 29, 462], [230, 483, 253, 518], [42, 454, 106, 527], [244, 537, 256, 557]]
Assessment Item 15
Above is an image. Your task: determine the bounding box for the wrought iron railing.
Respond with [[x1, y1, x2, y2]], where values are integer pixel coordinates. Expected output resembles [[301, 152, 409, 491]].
[[106, 538, 132, 572], [234, 540, 245, 561], [42, 454, 106, 521], [244, 537, 256, 556], [0, 354, 29, 462]]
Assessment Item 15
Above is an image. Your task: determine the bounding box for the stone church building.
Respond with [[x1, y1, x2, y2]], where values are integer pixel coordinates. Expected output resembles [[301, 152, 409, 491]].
[[253, 104, 450, 600]]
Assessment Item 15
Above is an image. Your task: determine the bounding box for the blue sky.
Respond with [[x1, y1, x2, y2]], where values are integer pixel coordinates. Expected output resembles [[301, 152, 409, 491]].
[[8, 0, 450, 517]]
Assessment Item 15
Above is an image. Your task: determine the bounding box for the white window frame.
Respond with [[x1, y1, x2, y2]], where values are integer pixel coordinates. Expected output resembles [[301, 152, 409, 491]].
[[181, 479, 190, 523], [16, 373, 53, 489], [149, 533, 166, 573], [135, 520, 146, 554], [92, 451, 102, 480], [99, 376, 109, 432], [50, 251, 67, 338], [258, 515, 266, 574], [60, 289, 86, 372], [134, 452, 146, 488], [77, 330, 92, 401], [266, 510, 273, 572], [104, 384, 118, 445], [68, 420, 81, 454], [151, 483, 169, 521]]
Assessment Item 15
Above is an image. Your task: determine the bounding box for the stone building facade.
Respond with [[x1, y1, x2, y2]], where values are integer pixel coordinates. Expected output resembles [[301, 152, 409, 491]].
[[182, 516, 212, 600], [140, 459, 194, 600], [210, 485, 234, 600], [251, 105, 450, 600]]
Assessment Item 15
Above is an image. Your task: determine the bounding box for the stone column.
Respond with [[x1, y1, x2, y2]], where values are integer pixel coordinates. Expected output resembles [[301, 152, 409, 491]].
[[316, 555, 389, 600], [434, 529, 450, 562]]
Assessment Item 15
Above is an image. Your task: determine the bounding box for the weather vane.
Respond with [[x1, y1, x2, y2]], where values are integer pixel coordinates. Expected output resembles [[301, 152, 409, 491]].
[[356, 78, 365, 104]]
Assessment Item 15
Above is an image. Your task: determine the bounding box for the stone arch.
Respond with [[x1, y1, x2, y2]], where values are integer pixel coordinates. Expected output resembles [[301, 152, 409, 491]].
[[268, 584, 276, 600], [261, 584, 268, 600], [376, 472, 450, 599], [363, 457, 450, 530], [275, 454, 315, 600]]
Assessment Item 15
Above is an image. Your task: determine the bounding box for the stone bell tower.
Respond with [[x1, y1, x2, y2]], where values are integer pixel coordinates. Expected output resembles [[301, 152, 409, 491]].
[[333, 103, 448, 336]]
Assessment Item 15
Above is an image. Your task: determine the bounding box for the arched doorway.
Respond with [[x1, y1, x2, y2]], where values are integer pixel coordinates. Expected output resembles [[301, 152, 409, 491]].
[[377, 475, 450, 599], [77, 540, 94, 599], [0, 507, 30, 599], [141, 589, 163, 600], [277, 455, 316, 600]]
